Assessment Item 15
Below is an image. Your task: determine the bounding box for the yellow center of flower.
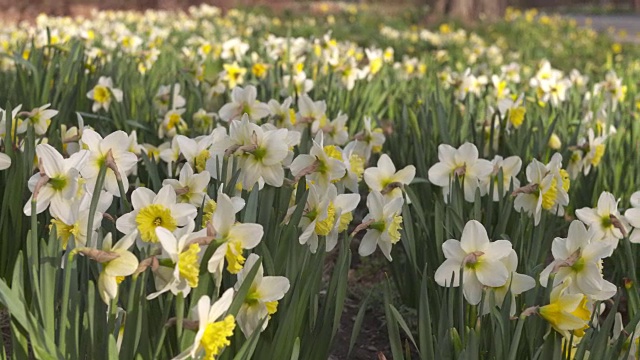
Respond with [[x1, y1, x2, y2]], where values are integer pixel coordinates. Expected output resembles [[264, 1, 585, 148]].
[[115, 276, 125, 284], [167, 113, 185, 132], [541, 178, 558, 210], [266, 301, 278, 315], [315, 203, 336, 236], [349, 154, 365, 180], [225, 241, 246, 274], [338, 212, 353, 233], [51, 219, 81, 249], [591, 144, 605, 166], [135, 204, 177, 243], [178, 243, 200, 288], [559, 169, 570, 192], [202, 199, 218, 228], [323, 145, 343, 161], [252, 63, 268, 78], [93, 85, 111, 104], [370, 58, 383, 75], [200, 315, 235, 359], [388, 215, 403, 244], [508, 107, 526, 128], [195, 149, 211, 173], [288, 108, 297, 125]]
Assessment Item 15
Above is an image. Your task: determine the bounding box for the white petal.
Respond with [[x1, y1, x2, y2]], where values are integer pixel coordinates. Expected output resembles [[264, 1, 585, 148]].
[[460, 220, 489, 253]]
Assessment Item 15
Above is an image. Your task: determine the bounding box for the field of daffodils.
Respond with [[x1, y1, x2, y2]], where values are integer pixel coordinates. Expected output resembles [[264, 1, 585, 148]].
[[1, 3, 640, 359]]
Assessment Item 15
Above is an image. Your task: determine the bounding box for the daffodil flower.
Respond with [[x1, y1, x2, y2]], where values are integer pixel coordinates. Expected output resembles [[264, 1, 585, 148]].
[[81, 129, 138, 197], [289, 133, 346, 189], [218, 85, 269, 122], [625, 191, 640, 243], [539, 279, 592, 339], [357, 191, 405, 262], [434, 219, 513, 305], [23, 143, 89, 215], [116, 185, 197, 244], [158, 108, 187, 139], [207, 193, 263, 277], [86, 76, 123, 112], [51, 191, 112, 248], [364, 153, 416, 201], [513, 154, 569, 225], [176, 134, 214, 173], [153, 83, 186, 115], [148, 222, 206, 299], [481, 249, 535, 316], [173, 289, 235, 360], [427, 142, 493, 203], [351, 117, 385, 162], [483, 155, 522, 201], [234, 254, 290, 337], [97, 231, 139, 305], [540, 220, 616, 300], [292, 182, 335, 253], [576, 191, 627, 248], [162, 163, 210, 207], [17, 103, 58, 135]]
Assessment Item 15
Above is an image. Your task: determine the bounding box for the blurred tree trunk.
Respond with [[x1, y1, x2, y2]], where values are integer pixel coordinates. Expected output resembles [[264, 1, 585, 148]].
[[427, 0, 505, 23]]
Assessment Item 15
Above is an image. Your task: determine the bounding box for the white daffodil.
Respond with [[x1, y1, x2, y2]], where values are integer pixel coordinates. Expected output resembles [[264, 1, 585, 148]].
[[223, 115, 290, 188], [326, 191, 360, 252], [580, 128, 606, 175], [148, 222, 205, 299], [292, 182, 334, 253], [0, 152, 10, 170], [427, 142, 493, 203], [154, 83, 186, 115], [337, 141, 365, 193], [23, 143, 89, 215], [162, 163, 210, 207], [289, 133, 346, 189], [296, 94, 327, 127], [51, 191, 112, 248], [318, 112, 349, 146], [539, 221, 616, 300], [357, 191, 404, 261], [97, 231, 139, 305], [17, 103, 58, 135], [513, 154, 570, 225], [81, 129, 138, 197], [87, 76, 123, 112], [159, 136, 181, 174], [207, 193, 263, 277], [158, 108, 187, 139], [267, 97, 296, 128], [484, 155, 522, 201], [481, 249, 535, 316], [434, 219, 513, 305], [116, 185, 197, 244], [234, 254, 290, 337], [176, 134, 213, 173], [364, 154, 415, 201], [351, 117, 385, 162], [173, 289, 235, 360], [625, 191, 640, 243], [218, 85, 269, 122], [0, 105, 22, 143], [576, 191, 627, 248]]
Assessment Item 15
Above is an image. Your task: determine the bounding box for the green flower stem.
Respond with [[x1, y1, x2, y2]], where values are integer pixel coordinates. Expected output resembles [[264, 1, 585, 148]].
[[175, 294, 185, 341], [86, 164, 107, 248], [117, 176, 131, 213], [58, 248, 76, 354]]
